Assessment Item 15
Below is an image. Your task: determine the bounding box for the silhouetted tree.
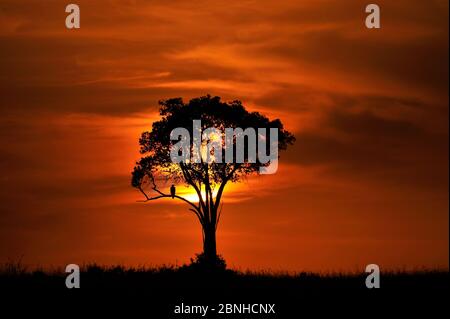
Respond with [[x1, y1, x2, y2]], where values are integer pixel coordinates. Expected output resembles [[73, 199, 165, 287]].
[[132, 95, 294, 266]]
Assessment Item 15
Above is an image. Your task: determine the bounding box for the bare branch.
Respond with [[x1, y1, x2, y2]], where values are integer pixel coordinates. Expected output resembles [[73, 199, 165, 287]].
[[180, 163, 207, 213], [213, 164, 240, 211], [189, 208, 205, 227], [138, 175, 200, 213], [216, 202, 223, 231]]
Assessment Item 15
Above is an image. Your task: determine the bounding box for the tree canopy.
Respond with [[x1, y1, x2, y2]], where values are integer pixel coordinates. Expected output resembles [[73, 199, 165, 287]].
[[131, 95, 295, 263]]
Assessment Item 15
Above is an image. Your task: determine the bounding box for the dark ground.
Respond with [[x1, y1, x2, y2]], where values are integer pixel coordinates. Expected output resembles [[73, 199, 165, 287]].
[[0, 263, 448, 318]]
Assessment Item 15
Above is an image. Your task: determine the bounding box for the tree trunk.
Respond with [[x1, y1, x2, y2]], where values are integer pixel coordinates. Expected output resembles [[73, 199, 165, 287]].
[[203, 224, 217, 261]]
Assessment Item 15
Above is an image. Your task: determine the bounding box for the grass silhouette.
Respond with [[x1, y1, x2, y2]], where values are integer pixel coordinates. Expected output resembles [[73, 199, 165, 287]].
[[1, 258, 448, 317]]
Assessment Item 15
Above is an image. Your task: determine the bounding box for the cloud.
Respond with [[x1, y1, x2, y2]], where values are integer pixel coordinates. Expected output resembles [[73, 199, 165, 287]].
[[285, 109, 448, 191]]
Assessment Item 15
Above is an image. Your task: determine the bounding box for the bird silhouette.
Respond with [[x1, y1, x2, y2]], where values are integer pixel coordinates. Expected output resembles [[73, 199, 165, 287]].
[[170, 184, 176, 199]]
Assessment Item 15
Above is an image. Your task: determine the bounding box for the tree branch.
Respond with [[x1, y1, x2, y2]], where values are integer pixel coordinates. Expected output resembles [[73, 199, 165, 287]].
[[138, 175, 200, 213], [180, 163, 207, 213], [213, 164, 240, 211], [216, 202, 223, 231]]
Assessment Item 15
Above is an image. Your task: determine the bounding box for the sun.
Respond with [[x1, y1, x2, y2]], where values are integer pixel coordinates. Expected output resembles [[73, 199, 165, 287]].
[[176, 186, 219, 203]]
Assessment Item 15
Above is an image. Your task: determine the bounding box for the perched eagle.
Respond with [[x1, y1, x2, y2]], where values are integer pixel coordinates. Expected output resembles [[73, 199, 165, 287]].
[[170, 184, 176, 199]]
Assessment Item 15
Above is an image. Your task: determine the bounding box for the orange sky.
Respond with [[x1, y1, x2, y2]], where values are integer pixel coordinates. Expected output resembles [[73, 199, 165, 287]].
[[0, 0, 448, 271]]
